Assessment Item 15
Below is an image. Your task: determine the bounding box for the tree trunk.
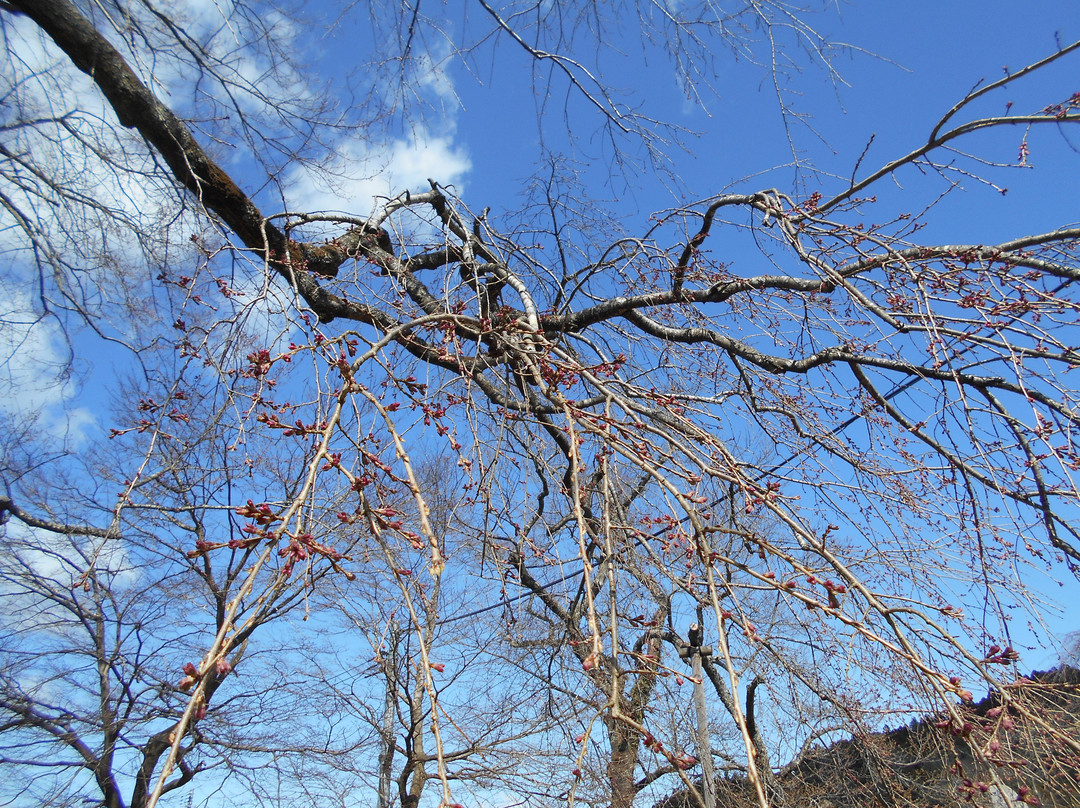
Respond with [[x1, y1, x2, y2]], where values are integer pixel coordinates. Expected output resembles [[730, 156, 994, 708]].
[[607, 720, 641, 808]]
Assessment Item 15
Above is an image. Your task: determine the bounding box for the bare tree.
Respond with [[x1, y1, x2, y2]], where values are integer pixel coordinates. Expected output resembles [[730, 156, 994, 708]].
[[3, 1, 1080, 807], [0, 363, 390, 807]]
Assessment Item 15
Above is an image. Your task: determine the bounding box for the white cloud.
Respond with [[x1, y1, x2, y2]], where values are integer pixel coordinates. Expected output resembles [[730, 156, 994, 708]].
[[284, 130, 472, 216], [280, 30, 470, 218], [0, 522, 139, 650], [412, 38, 459, 106], [0, 285, 95, 442], [153, 1, 316, 122], [4, 1, 471, 229], [0, 16, 197, 271]]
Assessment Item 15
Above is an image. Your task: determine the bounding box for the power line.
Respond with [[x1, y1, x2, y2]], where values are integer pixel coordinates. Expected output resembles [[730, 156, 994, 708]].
[[438, 364, 925, 626], [438, 276, 1072, 629]]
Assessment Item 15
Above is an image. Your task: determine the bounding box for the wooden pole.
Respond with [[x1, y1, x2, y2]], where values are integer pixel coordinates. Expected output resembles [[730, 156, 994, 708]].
[[692, 648, 716, 808], [377, 619, 401, 808]]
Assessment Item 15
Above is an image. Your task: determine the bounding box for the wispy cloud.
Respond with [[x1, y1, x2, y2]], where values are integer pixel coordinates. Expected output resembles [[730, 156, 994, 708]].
[[284, 130, 472, 216], [0, 283, 95, 442], [282, 32, 471, 216]]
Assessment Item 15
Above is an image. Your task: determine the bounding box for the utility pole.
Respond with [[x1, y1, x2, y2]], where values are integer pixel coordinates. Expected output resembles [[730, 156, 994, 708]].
[[682, 615, 716, 808], [377, 619, 401, 808]]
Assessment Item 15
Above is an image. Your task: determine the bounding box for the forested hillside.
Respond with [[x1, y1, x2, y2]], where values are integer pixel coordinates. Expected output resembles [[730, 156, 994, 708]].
[[657, 668, 1080, 808]]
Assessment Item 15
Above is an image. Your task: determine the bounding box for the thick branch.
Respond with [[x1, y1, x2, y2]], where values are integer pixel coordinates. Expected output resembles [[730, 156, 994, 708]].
[[0, 692, 125, 808], [0, 496, 114, 539], [12, 0, 356, 319]]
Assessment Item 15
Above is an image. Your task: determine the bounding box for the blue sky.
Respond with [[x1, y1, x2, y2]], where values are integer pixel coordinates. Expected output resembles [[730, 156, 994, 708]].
[[315, 0, 1080, 225], [2, 3, 1080, 804], [280, 0, 1080, 666], [2, 0, 1076, 651], [3, 0, 1078, 655]]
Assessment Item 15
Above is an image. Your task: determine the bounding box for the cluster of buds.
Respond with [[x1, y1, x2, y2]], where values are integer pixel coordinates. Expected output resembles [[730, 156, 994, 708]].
[[744, 480, 782, 513], [983, 644, 1020, 665], [642, 732, 663, 753], [959, 780, 1038, 806], [673, 754, 697, 770], [177, 662, 200, 692], [244, 349, 274, 378], [946, 675, 974, 703], [985, 705, 1016, 731], [805, 575, 847, 609], [183, 500, 281, 558], [280, 532, 349, 578], [236, 499, 278, 525], [933, 717, 975, 738], [177, 656, 233, 693]]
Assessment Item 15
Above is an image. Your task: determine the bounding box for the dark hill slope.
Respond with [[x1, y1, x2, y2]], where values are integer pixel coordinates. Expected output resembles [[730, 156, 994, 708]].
[[656, 667, 1080, 808]]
